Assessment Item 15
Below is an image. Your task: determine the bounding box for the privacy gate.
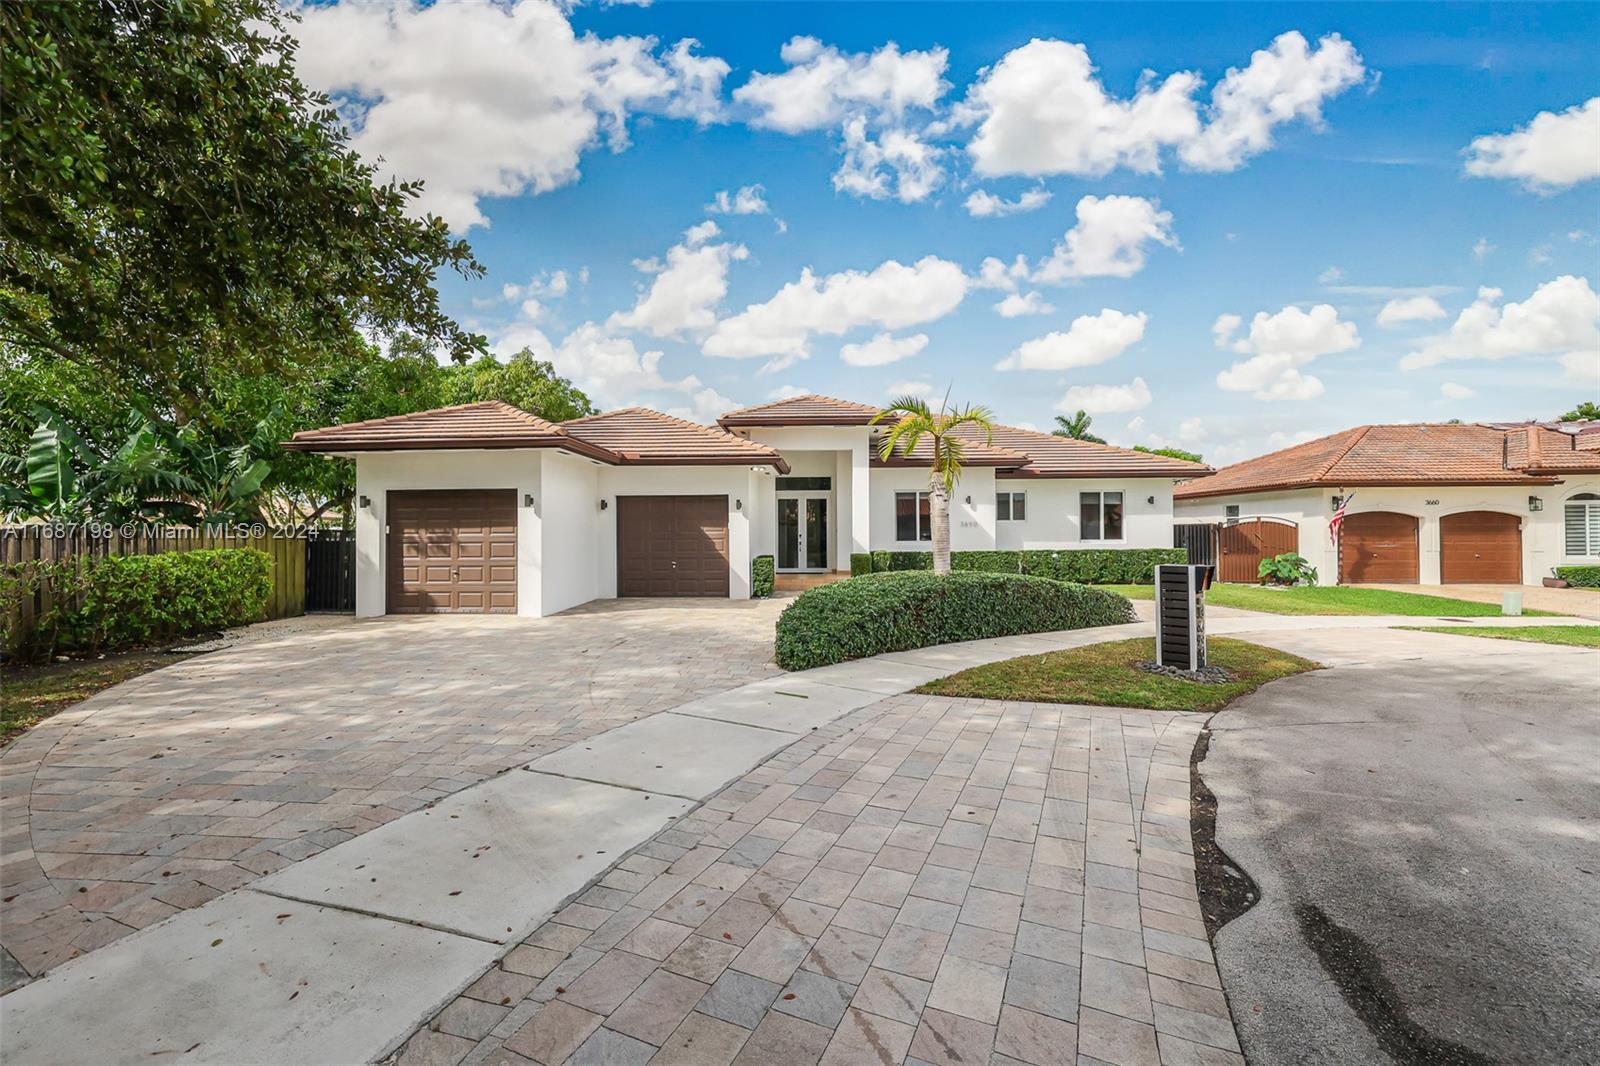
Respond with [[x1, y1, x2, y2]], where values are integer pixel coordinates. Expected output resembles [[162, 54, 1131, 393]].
[[1216, 517, 1299, 583]]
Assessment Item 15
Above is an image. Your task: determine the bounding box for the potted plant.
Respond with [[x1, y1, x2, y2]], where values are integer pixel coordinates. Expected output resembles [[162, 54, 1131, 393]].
[[1543, 568, 1569, 589]]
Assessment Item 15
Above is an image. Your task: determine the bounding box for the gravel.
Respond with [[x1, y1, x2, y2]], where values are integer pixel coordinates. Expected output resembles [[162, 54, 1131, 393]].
[[1133, 659, 1236, 684]]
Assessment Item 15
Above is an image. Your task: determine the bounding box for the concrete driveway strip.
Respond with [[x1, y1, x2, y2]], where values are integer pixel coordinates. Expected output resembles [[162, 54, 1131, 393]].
[[1204, 628, 1600, 1065]]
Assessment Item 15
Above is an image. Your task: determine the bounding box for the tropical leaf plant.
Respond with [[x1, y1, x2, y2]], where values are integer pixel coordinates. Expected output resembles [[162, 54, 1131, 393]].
[[871, 393, 996, 576]]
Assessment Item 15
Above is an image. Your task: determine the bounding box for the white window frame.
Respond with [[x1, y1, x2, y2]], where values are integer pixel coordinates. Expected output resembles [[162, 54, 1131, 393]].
[[894, 491, 932, 543], [1564, 493, 1600, 557], [1224, 504, 1240, 521], [1079, 490, 1125, 542], [996, 491, 1027, 522]]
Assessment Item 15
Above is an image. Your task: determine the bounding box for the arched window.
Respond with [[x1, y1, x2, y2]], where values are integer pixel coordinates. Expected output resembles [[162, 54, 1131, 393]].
[[1565, 493, 1600, 557]]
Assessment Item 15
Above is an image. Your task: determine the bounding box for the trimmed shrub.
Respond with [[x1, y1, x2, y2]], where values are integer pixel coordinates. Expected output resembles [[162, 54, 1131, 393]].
[[2, 549, 272, 660], [751, 555, 775, 598], [888, 551, 934, 572], [775, 571, 1136, 670], [949, 551, 1023, 574], [1555, 564, 1600, 588], [870, 550, 891, 574], [849, 553, 873, 577], [1021, 547, 1184, 585]]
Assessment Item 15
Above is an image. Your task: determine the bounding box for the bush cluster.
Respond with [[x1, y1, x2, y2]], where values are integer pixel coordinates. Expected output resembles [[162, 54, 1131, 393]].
[[775, 571, 1136, 671], [1554, 564, 1600, 588], [849, 547, 1184, 584], [1, 549, 272, 660], [751, 555, 775, 598]]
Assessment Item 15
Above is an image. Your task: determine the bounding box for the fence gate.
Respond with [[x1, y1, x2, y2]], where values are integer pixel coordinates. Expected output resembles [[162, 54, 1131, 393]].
[[1216, 518, 1299, 583], [305, 530, 357, 612], [1173, 524, 1219, 568]]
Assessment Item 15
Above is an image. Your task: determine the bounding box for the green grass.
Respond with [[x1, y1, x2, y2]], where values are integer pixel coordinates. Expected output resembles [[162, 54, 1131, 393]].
[[1398, 625, 1600, 648], [2, 652, 190, 747], [916, 637, 1319, 713], [1098, 583, 1557, 617]]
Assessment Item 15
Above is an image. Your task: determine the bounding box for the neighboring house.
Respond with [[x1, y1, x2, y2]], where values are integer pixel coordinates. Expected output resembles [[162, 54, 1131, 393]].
[[284, 394, 1209, 616], [1173, 422, 1600, 586]]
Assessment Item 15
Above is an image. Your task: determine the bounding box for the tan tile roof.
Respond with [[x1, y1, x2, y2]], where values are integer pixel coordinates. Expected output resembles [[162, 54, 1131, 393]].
[[717, 394, 882, 427], [871, 430, 1030, 468], [1174, 422, 1600, 499], [973, 423, 1213, 479], [282, 401, 618, 462], [561, 408, 791, 472]]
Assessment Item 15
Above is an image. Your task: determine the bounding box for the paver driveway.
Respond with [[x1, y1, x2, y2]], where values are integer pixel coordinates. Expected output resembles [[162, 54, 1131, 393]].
[[0, 599, 783, 986]]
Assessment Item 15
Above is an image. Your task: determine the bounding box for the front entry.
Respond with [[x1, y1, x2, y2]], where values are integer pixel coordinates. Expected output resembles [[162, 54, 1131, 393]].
[[777, 494, 829, 572]]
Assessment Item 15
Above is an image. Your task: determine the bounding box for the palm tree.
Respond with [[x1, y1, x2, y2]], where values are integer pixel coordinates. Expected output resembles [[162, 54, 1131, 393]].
[[871, 394, 995, 575], [1051, 409, 1106, 444]]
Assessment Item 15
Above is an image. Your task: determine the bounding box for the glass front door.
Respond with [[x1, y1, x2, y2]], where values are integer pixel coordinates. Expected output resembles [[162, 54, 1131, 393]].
[[777, 494, 829, 571]]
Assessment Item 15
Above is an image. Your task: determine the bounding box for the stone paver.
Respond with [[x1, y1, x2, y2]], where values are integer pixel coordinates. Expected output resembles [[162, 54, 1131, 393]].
[[0, 601, 782, 985], [390, 690, 1237, 1066]]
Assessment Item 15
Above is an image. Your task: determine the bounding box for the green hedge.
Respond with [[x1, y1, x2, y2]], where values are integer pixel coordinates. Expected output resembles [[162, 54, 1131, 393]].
[[850, 553, 873, 577], [864, 547, 1185, 583], [2, 549, 272, 660], [775, 571, 1136, 670], [751, 555, 775, 598], [1555, 564, 1600, 588]]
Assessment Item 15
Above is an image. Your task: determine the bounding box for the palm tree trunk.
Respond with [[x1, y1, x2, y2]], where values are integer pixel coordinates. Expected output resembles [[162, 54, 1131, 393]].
[[929, 478, 951, 576]]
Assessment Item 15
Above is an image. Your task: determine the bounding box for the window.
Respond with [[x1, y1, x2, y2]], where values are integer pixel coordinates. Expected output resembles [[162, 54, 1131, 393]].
[[1565, 493, 1600, 556], [1224, 504, 1240, 520], [1080, 491, 1124, 541], [996, 491, 1027, 522], [776, 476, 832, 491], [895, 492, 931, 541]]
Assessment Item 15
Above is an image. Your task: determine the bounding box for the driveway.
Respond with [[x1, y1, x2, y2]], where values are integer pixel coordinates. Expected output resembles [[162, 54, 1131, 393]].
[[1202, 626, 1600, 1065], [1363, 582, 1600, 619], [0, 599, 783, 985]]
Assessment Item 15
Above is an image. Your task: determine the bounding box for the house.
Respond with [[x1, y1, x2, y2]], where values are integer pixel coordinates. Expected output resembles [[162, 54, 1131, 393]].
[[284, 395, 1210, 616], [1172, 422, 1600, 586]]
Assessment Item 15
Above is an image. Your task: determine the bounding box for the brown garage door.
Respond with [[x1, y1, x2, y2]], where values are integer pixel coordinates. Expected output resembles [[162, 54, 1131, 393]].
[[1339, 511, 1419, 584], [1441, 511, 1521, 584], [617, 495, 729, 597], [387, 490, 517, 613]]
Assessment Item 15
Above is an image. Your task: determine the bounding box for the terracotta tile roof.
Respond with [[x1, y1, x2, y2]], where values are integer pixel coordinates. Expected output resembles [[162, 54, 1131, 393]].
[[973, 423, 1213, 479], [560, 408, 791, 472], [1174, 422, 1600, 499], [282, 401, 617, 462], [717, 394, 882, 427], [870, 430, 1030, 468]]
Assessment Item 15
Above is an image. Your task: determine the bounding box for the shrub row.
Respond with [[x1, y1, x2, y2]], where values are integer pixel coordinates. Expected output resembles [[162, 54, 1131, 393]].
[[751, 555, 775, 598], [1, 549, 273, 660], [775, 571, 1136, 671], [1554, 564, 1600, 588], [845, 547, 1184, 584]]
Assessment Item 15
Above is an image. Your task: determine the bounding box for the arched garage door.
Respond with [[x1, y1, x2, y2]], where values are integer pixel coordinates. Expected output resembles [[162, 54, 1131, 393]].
[[1339, 512, 1419, 584], [1440, 511, 1521, 584]]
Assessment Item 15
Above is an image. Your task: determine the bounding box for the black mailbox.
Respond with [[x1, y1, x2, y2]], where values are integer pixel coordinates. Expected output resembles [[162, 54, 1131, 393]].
[[1155, 563, 1213, 670]]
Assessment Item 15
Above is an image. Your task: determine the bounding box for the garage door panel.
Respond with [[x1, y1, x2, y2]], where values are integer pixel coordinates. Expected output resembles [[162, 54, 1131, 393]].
[[388, 490, 518, 614], [617, 495, 730, 597], [1441, 511, 1521, 584], [1340, 511, 1419, 584]]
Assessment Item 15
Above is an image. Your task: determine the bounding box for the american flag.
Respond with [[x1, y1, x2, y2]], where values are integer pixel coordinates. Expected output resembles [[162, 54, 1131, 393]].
[[1329, 493, 1355, 546]]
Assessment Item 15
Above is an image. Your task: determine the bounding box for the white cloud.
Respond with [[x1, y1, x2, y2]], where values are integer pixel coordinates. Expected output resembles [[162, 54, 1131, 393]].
[[996, 309, 1148, 371], [1032, 196, 1177, 283], [1211, 313, 1243, 348], [611, 229, 748, 337], [964, 187, 1052, 218], [703, 255, 968, 366], [1472, 237, 1494, 262], [500, 269, 572, 320], [975, 255, 1031, 293], [886, 381, 935, 398], [497, 321, 709, 413], [1318, 266, 1344, 284], [1056, 377, 1152, 414], [1561, 350, 1600, 386], [1400, 276, 1600, 371], [1464, 97, 1600, 192], [1440, 382, 1475, 400], [994, 292, 1055, 318], [1178, 32, 1366, 172], [766, 384, 809, 400], [833, 119, 944, 202], [839, 332, 929, 367], [1377, 295, 1447, 328], [735, 38, 949, 133], [961, 31, 1363, 179], [293, 0, 729, 231], [1215, 304, 1361, 401], [706, 184, 771, 215]]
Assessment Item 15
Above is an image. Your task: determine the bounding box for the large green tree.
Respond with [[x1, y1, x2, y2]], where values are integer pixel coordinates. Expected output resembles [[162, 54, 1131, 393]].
[[1558, 401, 1599, 422], [1051, 410, 1107, 444], [1, 0, 486, 410]]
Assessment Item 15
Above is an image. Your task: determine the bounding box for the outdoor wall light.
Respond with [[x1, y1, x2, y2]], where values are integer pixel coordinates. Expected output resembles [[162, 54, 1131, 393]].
[[736, 499, 743, 510], [1528, 496, 1543, 512], [359, 495, 371, 509], [1147, 495, 1155, 505], [964, 495, 972, 505], [524, 494, 536, 509], [599, 499, 609, 511]]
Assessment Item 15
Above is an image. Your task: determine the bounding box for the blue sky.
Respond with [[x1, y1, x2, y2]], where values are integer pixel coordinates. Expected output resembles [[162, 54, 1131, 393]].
[[292, 1, 1600, 464]]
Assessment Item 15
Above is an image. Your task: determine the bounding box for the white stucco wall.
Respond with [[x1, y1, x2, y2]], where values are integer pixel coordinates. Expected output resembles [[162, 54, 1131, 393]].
[[352, 450, 542, 618], [1175, 480, 1600, 584], [539, 451, 602, 615], [868, 467, 998, 552], [594, 466, 756, 598], [995, 479, 1180, 551]]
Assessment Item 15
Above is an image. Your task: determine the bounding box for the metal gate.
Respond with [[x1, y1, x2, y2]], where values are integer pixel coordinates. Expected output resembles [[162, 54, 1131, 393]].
[[1174, 524, 1219, 568], [305, 530, 356, 612], [1217, 518, 1299, 583]]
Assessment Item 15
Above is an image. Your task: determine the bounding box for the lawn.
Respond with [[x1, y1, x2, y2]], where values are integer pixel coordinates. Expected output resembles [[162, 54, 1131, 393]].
[[1, 652, 190, 747], [916, 636, 1319, 713], [1398, 625, 1600, 648], [1098, 583, 1557, 617]]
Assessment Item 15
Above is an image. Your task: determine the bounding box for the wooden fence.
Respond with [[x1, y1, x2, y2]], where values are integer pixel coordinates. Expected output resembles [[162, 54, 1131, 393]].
[[1, 526, 307, 647]]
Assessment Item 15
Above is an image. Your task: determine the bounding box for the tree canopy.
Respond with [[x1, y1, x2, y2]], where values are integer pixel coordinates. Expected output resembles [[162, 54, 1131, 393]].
[[1133, 445, 1204, 464], [1051, 410, 1106, 444], [1558, 401, 1599, 422]]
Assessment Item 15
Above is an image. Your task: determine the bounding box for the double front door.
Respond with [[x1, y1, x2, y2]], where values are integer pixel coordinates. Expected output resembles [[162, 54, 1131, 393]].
[[777, 493, 828, 571]]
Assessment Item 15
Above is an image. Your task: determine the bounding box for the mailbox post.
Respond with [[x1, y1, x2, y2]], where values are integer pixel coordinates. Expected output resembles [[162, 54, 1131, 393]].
[[1155, 564, 1213, 670]]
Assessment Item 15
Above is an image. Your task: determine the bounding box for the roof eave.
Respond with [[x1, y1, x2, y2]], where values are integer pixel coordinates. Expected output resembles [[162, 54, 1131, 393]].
[[1000, 467, 1213, 480], [717, 415, 879, 428], [1175, 475, 1563, 500], [280, 437, 620, 464], [612, 454, 793, 475]]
